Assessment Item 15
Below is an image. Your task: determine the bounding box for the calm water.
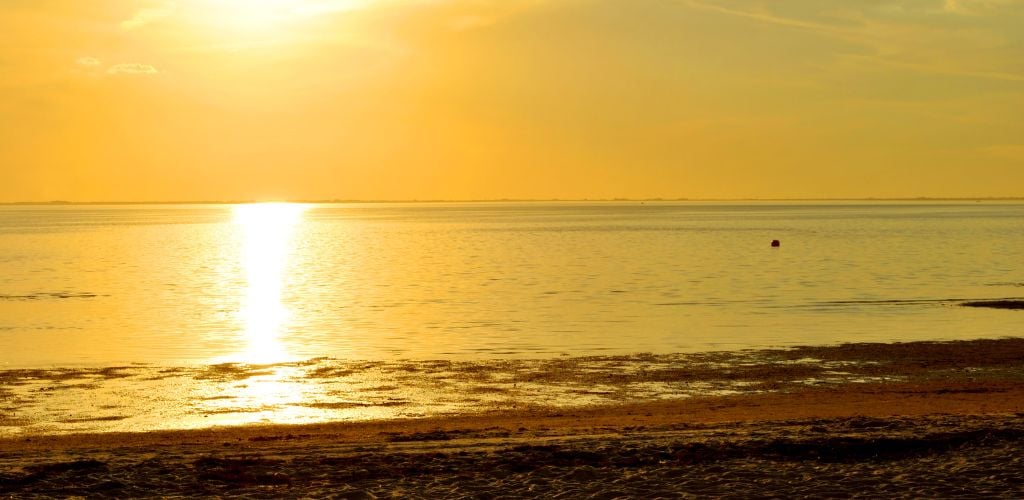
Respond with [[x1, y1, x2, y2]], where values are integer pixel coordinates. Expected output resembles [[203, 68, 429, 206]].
[[1, 202, 1023, 368]]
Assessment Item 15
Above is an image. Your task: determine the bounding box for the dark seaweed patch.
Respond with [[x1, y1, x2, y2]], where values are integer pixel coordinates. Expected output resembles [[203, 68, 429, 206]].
[[0, 292, 100, 301], [962, 300, 1024, 310]]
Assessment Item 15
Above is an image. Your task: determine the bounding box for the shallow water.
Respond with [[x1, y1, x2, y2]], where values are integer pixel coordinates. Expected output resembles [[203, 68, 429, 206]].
[[3, 337, 1022, 436], [1, 201, 1023, 367], [0, 349, 908, 436]]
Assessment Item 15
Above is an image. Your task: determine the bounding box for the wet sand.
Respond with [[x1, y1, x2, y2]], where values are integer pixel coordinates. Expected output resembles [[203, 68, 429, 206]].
[[3, 338, 1024, 497], [6, 336, 1024, 437]]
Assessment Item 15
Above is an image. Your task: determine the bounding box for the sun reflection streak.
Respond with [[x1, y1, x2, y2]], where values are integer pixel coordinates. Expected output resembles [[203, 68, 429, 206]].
[[192, 203, 316, 429], [233, 203, 309, 364]]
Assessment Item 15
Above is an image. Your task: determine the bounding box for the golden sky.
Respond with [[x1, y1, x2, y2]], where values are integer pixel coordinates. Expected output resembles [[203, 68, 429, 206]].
[[1, 0, 1022, 201]]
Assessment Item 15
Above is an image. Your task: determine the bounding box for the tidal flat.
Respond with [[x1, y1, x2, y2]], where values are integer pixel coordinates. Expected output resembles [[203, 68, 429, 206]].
[[2, 338, 1024, 497]]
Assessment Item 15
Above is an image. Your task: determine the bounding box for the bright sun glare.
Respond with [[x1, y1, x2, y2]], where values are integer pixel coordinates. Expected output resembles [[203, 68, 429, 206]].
[[233, 203, 309, 364]]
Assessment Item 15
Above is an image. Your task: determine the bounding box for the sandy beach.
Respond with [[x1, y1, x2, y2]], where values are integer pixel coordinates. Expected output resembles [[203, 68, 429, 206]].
[[3, 338, 1024, 498]]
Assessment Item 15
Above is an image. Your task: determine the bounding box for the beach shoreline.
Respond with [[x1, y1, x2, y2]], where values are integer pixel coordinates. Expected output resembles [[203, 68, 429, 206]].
[[3, 371, 1024, 497], [5, 337, 1024, 438], [4, 337, 1024, 496]]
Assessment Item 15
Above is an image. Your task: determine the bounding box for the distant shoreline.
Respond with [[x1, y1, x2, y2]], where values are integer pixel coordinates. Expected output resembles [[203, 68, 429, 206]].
[[3, 197, 1024, 206]]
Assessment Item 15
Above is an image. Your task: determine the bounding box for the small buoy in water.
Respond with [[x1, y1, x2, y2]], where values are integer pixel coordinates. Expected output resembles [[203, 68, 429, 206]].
[[771, 239, 780, 247]]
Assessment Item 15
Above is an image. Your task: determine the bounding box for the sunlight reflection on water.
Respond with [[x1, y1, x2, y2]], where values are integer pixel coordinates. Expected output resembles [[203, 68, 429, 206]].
[[198, 204, 314, 426], [231, 203, 309, 364]]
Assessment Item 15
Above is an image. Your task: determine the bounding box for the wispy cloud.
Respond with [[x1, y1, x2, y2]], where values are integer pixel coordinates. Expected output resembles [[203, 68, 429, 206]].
[[289, 0, 372, 17], [981, 144, 1024, 160], [448, 14, 499, 31], [75, 57, 102, 67], [107, 63, 159, 75], [679, 0, 1024, 84], [122, 2, 176, 30], [678, 0, 848, 35], [944, 0, 1020, 15]]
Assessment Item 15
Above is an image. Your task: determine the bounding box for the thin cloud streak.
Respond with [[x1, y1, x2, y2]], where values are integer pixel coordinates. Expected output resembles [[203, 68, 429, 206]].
[[289, 0, 372, 17], [679, 0, 1024, 84], [107, 63, 159, 75], [944, 0, 1020, 15], [76, 57, 102, 67], [122, 2, 176, 30], [678, 0, 852, 35]]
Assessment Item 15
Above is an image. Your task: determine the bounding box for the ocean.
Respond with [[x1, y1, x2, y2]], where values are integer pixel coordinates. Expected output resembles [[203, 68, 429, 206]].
[[1, 201, 1022, 434], [1, 201, 1022, 367]]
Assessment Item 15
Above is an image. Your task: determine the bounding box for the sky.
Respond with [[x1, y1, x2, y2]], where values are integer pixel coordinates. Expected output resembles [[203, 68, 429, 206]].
[[1, 0, 1023, 202]]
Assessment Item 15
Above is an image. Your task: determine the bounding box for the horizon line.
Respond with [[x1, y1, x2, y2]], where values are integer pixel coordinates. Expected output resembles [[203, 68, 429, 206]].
[[3, 197, 1024, 205]]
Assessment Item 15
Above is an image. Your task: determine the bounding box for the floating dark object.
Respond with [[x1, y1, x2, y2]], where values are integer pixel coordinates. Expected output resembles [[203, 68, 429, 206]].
[[771, 240, 780, 247], [962, 300, 1024, 310]]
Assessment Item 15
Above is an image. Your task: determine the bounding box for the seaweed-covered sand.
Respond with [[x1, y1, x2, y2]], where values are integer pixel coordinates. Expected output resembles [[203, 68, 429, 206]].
[[2, 338, 1024, 497]]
